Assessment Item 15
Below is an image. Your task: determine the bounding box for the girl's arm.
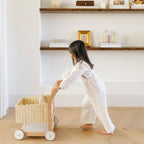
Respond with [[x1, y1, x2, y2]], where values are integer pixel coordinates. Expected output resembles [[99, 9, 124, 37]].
[[50, 62, 86, 96], [50, 80, 62, 97], [59, 62, 86, 89], [60, 67, 73, 80]]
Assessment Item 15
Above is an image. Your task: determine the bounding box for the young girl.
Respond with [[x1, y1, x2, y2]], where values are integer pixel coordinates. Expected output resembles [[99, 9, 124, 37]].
[[51, 40, 115, 135]]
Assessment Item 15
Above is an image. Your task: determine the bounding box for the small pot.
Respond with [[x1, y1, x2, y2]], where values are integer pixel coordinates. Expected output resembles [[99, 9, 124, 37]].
[[50, 0, 63, 8]]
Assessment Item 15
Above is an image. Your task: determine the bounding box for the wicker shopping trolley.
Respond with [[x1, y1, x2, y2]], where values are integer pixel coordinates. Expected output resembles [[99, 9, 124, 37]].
[[14, 91, 58, 141]]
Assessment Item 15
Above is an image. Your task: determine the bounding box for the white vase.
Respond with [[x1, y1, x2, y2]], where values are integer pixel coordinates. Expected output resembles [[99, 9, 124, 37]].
[[50, 0, 63, 8], [100, 2, 106, 9], [111, 32, 118, 43], [103, 29, 109, 43]]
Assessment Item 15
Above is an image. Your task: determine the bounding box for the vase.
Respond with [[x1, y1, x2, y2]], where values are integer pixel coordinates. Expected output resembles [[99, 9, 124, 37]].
[[103, 29, 109, 43], [111, 32, 118, 43], [100, 1, 106, 9], [50, 0, 63, 8]]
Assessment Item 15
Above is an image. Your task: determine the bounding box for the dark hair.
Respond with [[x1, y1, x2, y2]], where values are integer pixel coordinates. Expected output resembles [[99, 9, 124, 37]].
[[69, 40, 94, 69]]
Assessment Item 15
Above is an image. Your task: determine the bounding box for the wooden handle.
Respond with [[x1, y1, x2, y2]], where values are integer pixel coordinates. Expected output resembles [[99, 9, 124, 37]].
[[48, 87, 59, 131]]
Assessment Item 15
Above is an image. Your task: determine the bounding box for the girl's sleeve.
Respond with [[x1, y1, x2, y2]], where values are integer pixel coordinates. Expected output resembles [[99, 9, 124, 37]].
[[59, 62, 87, 89], [60, 67, 73, 80]]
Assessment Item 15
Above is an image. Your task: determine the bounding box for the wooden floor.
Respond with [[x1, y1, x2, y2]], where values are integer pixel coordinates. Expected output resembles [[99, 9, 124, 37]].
[[0, 107, 144, 144]]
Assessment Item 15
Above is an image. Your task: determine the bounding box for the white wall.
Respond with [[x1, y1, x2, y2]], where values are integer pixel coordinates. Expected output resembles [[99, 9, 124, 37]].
[[40, 0, 144, 107], [0, 0, 8, 118], [7, 0, 44, 106], [8, 0, 144, 107]]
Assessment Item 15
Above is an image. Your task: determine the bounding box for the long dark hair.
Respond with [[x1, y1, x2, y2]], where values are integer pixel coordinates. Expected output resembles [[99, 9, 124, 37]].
[[69, 40, 94, 69]]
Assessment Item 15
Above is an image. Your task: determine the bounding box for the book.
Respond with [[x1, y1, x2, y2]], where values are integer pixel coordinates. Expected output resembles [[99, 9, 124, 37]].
[[131, 4, 144, 9], [49, 39, 69, 47], [100, 43, 122, 48]]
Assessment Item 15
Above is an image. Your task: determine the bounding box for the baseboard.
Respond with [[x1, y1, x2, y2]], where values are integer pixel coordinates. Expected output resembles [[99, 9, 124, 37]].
[[9, 106, 144, 109]]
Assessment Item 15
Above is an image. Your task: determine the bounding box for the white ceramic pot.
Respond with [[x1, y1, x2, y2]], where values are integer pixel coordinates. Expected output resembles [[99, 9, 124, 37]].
[[100, 2, 106, 9], [50, 0, 63, 8], [103, 29, 109, 43]]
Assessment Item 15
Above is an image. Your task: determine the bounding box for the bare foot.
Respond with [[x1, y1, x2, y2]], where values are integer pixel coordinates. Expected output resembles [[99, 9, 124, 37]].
[[80, 124, 94, 130], [98, 129, 114, 135]]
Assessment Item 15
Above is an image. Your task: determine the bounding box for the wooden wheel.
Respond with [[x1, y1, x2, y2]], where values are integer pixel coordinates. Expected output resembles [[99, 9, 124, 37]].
[[45, 131, 55, 141], [14, 129, 24, 140]]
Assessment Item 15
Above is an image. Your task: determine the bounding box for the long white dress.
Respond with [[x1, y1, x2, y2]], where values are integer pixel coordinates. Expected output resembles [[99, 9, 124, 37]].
[[59, 60, 115, 133]]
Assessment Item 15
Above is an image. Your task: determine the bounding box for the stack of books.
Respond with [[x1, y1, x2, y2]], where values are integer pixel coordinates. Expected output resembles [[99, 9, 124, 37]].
[[131, 4, 144, 9], [100, 43, 121, 48], [49, 39, 69, 48]]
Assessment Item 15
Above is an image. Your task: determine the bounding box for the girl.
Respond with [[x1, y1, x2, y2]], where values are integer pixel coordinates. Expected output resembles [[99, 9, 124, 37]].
[[51, 40, 115, 135]]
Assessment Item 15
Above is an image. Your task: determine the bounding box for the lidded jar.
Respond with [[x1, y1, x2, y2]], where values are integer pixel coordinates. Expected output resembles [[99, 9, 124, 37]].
[[50, 0, 63, 8], [103, 29, 109, 43], [111, 32, 118, 43]]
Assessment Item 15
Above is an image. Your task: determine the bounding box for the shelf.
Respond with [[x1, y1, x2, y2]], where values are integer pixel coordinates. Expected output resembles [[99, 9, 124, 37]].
[[40, 8, 144, 13], [40, 8, 144, 51], [40, 47, 144, 50]]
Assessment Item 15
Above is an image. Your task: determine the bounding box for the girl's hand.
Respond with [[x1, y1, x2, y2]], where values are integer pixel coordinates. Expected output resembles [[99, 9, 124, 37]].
[[50, 84, 58, 96], [56, 80, 62, 89], [50, 80, 63, 95], [56, 80, 62, 86]]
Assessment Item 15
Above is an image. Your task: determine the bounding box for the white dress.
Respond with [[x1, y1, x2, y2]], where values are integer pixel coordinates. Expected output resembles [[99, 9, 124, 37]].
[[59, 60, 115, 133]]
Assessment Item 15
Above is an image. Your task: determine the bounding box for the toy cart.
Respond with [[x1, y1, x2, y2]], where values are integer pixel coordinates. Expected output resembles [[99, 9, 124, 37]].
[[14, 91, 58, 141]]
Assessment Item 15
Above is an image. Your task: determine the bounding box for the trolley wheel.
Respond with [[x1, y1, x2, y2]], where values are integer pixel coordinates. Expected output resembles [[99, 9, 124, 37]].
[[54, 116, 59, 126], [14, 129, 24, 140], [45, 131, 55, 141]]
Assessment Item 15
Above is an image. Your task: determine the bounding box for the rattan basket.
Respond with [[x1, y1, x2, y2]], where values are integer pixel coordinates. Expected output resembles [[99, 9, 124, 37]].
[[15, 95, 54, 123]]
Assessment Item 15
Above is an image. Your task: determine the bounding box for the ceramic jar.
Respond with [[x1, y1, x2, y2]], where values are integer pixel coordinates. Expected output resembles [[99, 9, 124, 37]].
[[50, 0, 63, 8], [103, 29, 109, 43], [111, 32, 118, 43]]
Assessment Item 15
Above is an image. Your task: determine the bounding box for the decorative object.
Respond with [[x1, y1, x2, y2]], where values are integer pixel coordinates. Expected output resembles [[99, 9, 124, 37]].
[[132, 0, 144, 4], [76, 0, 94, 6], [78, 31, 91, 46], [110, 32, 118, 43], [101, 30, 121, 47], [108, 0, 130, 9], [103, 29, 109, 43], [50, 0, 63, 8], [100, 1, 106, 8], [49, 39, 69, 47], [131, 0, 144, 8]]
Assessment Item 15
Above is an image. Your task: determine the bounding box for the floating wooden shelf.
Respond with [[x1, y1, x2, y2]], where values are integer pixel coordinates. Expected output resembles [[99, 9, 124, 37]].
[[40, 8, 144, 51], [40, 47, 144, 50], [40, 8, 144, 13]]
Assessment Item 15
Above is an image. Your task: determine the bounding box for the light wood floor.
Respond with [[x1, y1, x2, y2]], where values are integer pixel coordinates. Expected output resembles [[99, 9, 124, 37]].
[[0, 107, 144, 144]]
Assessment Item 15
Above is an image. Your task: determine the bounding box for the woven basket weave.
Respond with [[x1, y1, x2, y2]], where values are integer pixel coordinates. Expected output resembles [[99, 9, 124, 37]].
[[15, 95, 54, 123]]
